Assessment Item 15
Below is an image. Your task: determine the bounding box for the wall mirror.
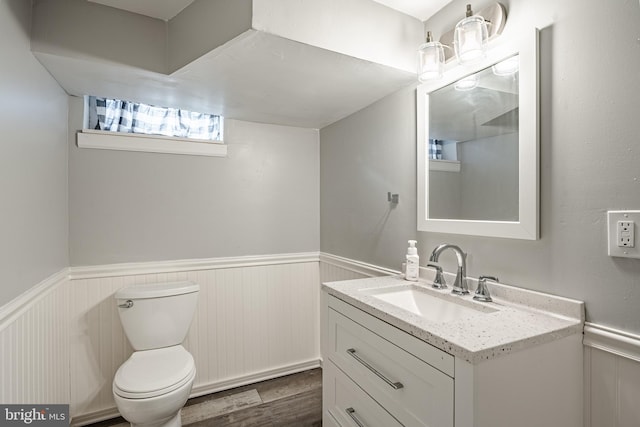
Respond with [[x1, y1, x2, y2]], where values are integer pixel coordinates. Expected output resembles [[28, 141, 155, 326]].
[[417, 29, 539, 240]]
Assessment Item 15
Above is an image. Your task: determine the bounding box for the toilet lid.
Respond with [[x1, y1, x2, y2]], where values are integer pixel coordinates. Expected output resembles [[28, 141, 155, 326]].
[[114, 346, 195, 398]]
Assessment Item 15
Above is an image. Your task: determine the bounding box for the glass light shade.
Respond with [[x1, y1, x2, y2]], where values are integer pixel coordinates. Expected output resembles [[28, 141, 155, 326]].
[[454, 74, 478, 91], [454, 15, 488, 64], [492, 55, 520, 76], [418, 41, 445, 81]]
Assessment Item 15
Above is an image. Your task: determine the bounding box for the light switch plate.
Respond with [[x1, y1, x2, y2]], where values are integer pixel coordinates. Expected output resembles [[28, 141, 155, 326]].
[[608, 210, 640, 258]]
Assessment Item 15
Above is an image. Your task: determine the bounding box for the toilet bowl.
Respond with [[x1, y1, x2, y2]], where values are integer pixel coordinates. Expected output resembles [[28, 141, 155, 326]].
[[113, 346, 196, 427], [113, 282, 199, 427]]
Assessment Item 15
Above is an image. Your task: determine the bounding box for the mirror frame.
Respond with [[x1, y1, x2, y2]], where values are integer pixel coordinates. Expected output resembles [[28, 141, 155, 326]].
[[416, 28, 539, 240]]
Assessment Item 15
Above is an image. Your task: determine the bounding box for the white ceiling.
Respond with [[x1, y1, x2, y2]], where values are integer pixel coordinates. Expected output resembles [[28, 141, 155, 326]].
[[87, 0, 448, 22], [370, 0, 451, 21]]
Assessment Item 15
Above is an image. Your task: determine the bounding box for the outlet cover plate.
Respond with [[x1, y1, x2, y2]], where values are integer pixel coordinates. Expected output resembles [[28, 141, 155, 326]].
[[608, 210, 640, 258]]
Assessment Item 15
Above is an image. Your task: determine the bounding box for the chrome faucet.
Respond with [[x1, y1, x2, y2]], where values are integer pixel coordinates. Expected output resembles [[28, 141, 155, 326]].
[[474, 275, 498, 302], [429, 244, 468, 295]]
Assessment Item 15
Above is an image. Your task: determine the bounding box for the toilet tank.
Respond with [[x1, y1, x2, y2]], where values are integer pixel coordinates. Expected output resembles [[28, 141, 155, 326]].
[[115, 281, 199, 351]]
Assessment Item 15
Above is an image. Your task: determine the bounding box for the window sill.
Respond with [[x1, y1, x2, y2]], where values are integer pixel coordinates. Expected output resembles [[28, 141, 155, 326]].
[[77, 130, 227, 157], [429, 159, 460, 172]]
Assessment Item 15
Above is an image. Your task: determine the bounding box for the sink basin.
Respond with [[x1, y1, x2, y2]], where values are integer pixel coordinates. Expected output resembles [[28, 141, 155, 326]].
[[364, 285, 497, 323]]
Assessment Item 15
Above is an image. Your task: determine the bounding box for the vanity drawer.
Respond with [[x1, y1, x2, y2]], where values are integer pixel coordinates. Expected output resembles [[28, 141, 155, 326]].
[[324, 360, 402, 427], [327, 304, 454, 427]]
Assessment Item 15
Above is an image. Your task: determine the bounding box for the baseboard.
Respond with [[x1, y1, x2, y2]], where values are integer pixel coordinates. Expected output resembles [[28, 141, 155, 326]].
[[70, 358, 322, 426], [70, 407, 121, 427], [0, 268, 68, 331], [190, 358, 321, 398], [583, 322, 640, 363], [319, 252, 398, 278]]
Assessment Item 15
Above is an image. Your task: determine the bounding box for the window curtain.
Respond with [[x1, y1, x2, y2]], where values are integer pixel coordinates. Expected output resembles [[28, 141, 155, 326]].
[[429, 139, 443, 160], [89, 97, 223, 141]]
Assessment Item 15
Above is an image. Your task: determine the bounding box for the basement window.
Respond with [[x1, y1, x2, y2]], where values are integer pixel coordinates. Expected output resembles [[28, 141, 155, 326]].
[[78, 96, 226, 157]]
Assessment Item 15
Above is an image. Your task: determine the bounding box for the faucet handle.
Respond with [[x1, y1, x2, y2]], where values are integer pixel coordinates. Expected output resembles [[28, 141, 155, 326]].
[[474, 275, 498, 302], [427, 263, 447, 289]]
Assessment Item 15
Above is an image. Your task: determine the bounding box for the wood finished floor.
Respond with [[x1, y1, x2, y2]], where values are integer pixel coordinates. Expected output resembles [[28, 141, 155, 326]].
[[91, 368, 322, 427]]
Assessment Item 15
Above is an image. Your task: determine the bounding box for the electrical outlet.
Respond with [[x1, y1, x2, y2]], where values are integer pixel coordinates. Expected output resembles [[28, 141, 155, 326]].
[[608, 211, 640, 258], [617, 221, 635, 247]]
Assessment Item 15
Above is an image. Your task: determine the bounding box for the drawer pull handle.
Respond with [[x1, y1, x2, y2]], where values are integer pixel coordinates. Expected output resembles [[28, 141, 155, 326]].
[[346, 407, 367, 427], [346, 348, 404, 390]]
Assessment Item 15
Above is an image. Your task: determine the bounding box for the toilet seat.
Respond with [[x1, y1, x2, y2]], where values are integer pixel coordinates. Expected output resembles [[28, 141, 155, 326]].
[[114, 346, 195, 399]]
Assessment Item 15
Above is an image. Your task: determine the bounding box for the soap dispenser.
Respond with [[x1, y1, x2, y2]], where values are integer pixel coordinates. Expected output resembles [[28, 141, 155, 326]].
[[405, 240, 419, 281]]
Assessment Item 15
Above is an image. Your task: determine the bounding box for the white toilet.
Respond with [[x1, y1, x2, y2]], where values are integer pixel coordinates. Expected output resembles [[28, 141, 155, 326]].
[[113, 281, 199, 427]]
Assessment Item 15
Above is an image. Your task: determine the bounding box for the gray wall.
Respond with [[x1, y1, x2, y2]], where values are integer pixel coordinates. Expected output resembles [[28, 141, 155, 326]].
[[0, 0, 69, 305], [69, 97, 319, 266], [320, 0, 640, 334], [31, 0, 166, 74], [32, 0, 255, 75], [320, 85, 418, 269], [168, 0, 252, 73]]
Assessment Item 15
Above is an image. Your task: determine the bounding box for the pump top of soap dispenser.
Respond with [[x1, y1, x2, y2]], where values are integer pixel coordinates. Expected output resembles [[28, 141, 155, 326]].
[[407, 240, 418, 255]]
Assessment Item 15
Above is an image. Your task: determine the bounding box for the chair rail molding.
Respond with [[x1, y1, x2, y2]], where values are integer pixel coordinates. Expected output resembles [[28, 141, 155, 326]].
[[69, 252, 321, 280], [319, 252, 399, 279], [584, 322, 640, 363], [0, 268, 69, 331]]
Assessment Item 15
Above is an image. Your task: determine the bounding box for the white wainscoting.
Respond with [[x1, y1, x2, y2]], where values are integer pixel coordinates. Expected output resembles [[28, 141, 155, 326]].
[[0, 270, 70, 405], [67, 253, 321, 425], [584, 323, 640, 427], [2, 253, 640, 427]]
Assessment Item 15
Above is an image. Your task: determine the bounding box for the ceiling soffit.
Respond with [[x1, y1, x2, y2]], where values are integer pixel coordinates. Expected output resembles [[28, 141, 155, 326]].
[[32, 0, 422, 128]]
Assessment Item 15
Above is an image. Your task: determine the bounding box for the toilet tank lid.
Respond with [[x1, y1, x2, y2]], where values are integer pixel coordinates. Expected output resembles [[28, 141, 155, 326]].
[[115, 281, 199, 300]]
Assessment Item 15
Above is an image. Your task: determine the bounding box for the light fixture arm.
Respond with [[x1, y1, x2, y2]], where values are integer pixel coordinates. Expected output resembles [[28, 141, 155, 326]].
[[426, 31, 434, 43]]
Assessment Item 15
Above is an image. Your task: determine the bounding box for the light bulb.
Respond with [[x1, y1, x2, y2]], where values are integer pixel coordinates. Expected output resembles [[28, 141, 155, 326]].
[[418, 31, 445, 81], [454, 74, 478, 91], [454, 6, 488, 64], [492, 55, 519, 76]]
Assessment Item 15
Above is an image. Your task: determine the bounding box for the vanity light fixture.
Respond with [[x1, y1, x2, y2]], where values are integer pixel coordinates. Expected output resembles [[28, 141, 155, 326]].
[[416, 3, 507, 81], [454, 74, 478, 91], [492, 55, 519, 76], [418, 31, 445, 81], [454, 4, 489, 64]]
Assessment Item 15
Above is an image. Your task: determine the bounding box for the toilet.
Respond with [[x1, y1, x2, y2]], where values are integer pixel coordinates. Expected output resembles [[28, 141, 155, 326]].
[[113, 281, 199, 427]]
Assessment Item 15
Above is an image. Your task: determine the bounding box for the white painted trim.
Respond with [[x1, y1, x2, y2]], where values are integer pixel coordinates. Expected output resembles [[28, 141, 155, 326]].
[[583, 322, 640, 363], [69, 252, 321, 279], [70, 359, 322, 426], [0, 268, 68, 331], [70, 408, 121, 427], [77, 130, 227, 157], [319, 252, 398, 279], [416, 28, 540, 240], [429, 159, 460, 172], [583, 345, 592, 427]]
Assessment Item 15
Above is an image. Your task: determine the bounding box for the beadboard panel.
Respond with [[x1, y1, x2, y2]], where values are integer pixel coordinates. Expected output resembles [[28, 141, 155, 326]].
[[319, 252, 396, 283], [319, 261, 370, 283], [584, 325, 640, 427], [69, 260, 321, 420], [0, 272, 70, 405]]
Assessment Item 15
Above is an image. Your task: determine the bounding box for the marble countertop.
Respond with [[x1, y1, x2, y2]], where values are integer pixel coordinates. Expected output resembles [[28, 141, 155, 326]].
[[323, 275, 584, 364]]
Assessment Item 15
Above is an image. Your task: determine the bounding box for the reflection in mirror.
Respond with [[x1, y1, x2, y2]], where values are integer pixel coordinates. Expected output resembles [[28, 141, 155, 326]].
[[428, 54, 519, 221]]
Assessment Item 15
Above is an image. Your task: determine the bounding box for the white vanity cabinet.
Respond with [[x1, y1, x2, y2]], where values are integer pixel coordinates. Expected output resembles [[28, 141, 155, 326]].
[[325, 297, 454, 427], [322, 291, 583, 427]]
